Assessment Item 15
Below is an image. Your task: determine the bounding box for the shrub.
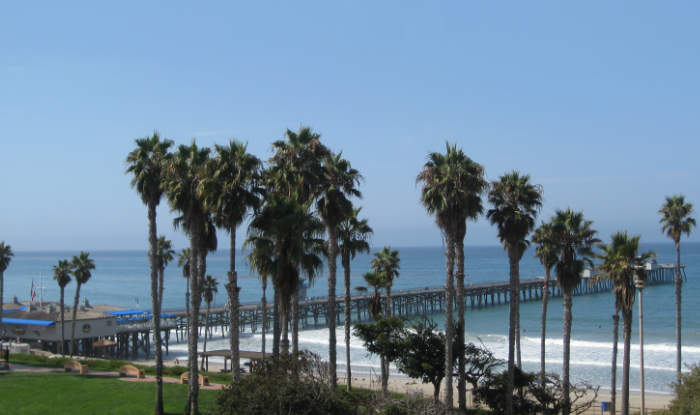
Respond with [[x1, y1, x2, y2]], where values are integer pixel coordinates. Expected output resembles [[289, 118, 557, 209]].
[[664, 365, 700, 415]]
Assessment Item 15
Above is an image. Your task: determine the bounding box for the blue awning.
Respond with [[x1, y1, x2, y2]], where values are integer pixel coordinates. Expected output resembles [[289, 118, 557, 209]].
[[2, 317, 55, 326], [2, 305, 26, 314], [107, 309, 148, 316]]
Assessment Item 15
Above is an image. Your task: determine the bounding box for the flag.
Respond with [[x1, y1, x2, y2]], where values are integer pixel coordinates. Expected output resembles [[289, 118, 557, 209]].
[[30, 280, 36, 302]]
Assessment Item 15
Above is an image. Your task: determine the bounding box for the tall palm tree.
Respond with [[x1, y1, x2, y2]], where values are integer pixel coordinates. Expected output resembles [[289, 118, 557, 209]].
[[52, 259, 72, 355], [598, 232, 654, 415], [315, 152, 362, 389], [659, 195, 695, 382], [0, 242, 14, 328], [202, 140, 262, 381], [155, 237, 175, 315], [69, 252, 95, 357], [163, 142, 211, 415], [178, 248, 192, 338], [370, 247, 400, 396], [550, 209, 598, 415], [417, 142, 486, 408], [532, 221, 558, 381], [247, 194, 324, 356], [338, 208, 372, 390], [486, 172, 542, 415], [371, 247, 400, 317], [246, 235, 276, 360], [200, 275, 219, 370], [125, 132, 173, 415]]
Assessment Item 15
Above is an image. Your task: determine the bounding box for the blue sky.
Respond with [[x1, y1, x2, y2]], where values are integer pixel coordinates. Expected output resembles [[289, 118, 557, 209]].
[[1, 2, 699, 250]]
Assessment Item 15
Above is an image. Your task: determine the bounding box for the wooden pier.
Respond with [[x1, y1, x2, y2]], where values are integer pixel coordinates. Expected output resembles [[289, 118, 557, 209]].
[[161, 264, 682, 345], [49, 265, 679, 359]]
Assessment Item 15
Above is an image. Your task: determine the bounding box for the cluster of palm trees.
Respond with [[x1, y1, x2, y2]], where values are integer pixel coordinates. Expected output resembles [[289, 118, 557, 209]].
[[126, 127, 371, 415], [418, 143, 695, 415], [49, 253, 96, 357]]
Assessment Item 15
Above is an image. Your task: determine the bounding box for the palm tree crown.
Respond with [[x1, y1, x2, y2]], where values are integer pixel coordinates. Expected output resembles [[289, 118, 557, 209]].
[[486, 171, 542, 255], [551, 209, 599, 292], [72, 251, 95, 285], [201, 275, 219, 305], [338, 208, 373, 263], [53, 259, 72, 288], [417, 142, 487, 230], [0, 242, 13, 273], [659, 195, 695, 246], [125, 132, 173, 206]]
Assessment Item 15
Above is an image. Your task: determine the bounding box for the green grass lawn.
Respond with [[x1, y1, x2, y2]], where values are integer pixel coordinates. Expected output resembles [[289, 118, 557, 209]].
[[0, 372, 219, 415]]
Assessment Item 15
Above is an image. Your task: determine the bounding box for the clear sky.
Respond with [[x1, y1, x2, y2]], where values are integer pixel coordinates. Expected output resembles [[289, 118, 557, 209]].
[[1, 2, 699, 251]]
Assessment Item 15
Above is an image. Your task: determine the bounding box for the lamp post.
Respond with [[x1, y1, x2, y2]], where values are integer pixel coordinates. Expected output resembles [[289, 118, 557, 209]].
[[634, 264, 646, 415]]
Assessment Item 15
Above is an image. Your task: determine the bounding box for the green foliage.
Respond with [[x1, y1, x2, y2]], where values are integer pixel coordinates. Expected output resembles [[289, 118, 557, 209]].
[[664, 365, 700, 415], [0, 372, 217, 415], [212, 352, 355, 415], [394, 319, 449, 400], [353, 317, 406, 363]]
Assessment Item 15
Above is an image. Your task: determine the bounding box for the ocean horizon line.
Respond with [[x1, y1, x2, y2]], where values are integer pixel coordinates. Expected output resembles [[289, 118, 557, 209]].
[[10, 240, 695, 254]]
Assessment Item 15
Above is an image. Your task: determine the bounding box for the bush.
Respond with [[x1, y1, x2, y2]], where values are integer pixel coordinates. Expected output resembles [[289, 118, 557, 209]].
[[212, 352, 355, 415], [664, 365, 700, 415]]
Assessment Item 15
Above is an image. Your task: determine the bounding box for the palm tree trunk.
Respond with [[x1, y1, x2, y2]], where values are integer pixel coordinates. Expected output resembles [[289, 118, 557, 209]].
[[227, 230, 240, 382], [186, 230, 202, 415], [60, 287, 66, 355], [148, 202, 164, 415], [456, 237, 467, 411], [70, 283, 82, 357], [675, 242, 682, 383], [280, 296, 290, 356], [261, 278, 267, 359], [202, 301, 210, 370], [433, 381, 441, 405], [292, 286, 299, 355], [622, 308, 632, 415], [611, 312, 619, 415], [562, 291, 573, 415], [343, 255, 352, 390], [185, 277, 190, 339], [273, 286, 280, 357], [505, 248, 518, 415], [327, 225, 338, 389], [540, 267, 550, 381], [444, 232, 455, 408], [516, 312, 521, 369]]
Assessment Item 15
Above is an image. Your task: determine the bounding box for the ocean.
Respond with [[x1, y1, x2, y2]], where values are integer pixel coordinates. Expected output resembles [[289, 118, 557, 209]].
[[3, 242, 699, 393]]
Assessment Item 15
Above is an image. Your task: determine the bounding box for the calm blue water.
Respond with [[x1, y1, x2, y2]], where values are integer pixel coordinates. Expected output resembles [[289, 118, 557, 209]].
[[3, 242, 699, 392]]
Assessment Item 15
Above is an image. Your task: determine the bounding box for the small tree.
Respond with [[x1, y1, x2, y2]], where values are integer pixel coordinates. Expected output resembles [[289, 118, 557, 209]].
[[201, 275, 219, 369], [395, 319, 451, 403], [353, 316, 405, 396], [665, 364, 700, 414]]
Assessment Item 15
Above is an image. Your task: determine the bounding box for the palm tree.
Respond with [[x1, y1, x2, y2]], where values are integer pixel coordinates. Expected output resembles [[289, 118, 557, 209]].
[[315, 152, 362, 389], [246, 235, 276, 360], [247, 194, 324, 356], [338, 208, 372, 390], [0, 242, 14, 327], [200, 275, 219, 370], [361, 270, 392, 396], [417, 142, 487, 408], [598, 232, 654, 415], [370, 247, 400, 396], [52, 259, 72, 355], [532, 221, 558, 381], [202, 140, 262, 381], [486, 172, 542, 415], [155, 237, 175, 316], [69, 252, 95, 357], [659, 195, 695, 382], [163, 142, 211, 415], [125, 131, 173, 415], [178, 248, 192, 338], [550, 209, 598, 415]]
